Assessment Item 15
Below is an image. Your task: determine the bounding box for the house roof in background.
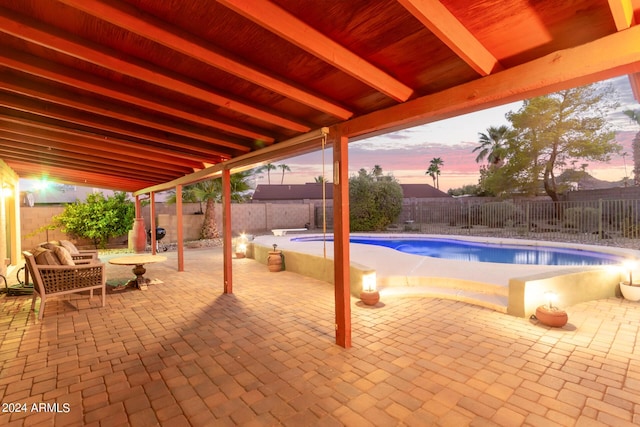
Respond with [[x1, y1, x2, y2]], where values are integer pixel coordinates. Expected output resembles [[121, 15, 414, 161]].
[[1, 1, 639, 192], [252, 182, 450, 201]]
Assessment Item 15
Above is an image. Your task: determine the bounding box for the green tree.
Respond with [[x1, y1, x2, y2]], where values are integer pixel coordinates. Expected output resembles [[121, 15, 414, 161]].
[[278, 164, 291, 184], [54, 192, 134, 248], [426, 157, 444, 189], [622, 108, 640, 185], [482, 84, 619, 200], [349, 170, 403, 231], [474, 125, 511, 166], [313, 175, 327, 183]]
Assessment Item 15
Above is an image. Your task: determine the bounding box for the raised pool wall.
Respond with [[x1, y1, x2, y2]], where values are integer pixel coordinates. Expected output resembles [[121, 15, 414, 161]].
[[248, 243, 373, 296], [249, 238, 628, 317], [507, 268, 622, 318]]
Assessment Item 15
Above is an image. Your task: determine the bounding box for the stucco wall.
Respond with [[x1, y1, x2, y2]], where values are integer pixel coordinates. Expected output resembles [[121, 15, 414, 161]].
[[20, 202, 316, 250], [1, 160, 20, 277]]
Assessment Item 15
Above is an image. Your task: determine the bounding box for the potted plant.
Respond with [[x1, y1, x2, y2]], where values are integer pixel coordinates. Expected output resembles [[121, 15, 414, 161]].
[[620, 260, 640, 301]]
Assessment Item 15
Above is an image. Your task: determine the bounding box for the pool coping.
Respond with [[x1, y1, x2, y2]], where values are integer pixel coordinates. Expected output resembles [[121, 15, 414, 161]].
[[250, 233, 639, 316]]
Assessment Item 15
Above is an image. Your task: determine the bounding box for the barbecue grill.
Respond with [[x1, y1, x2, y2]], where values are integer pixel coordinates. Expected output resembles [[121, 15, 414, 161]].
[[147, 227, 168, 252]]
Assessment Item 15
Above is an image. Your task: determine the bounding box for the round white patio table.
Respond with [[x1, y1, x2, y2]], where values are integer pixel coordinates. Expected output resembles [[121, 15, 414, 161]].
[[109, 255, 167, 290]]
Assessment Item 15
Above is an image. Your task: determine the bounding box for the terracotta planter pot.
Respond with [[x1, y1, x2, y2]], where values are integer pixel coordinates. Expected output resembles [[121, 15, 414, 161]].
[[235, 252, 245, 259], [267, 251, 283, 272], [620, 282, 640, 301], [360, 290, 380, 306], [535, 305, 568, 327]]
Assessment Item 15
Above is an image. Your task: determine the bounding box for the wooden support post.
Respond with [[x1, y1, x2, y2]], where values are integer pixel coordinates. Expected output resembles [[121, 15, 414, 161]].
[[176, 184, 184, 272], [149, 192, 156, 255], [222, 169, 233, 293], [332, 130, 352, 348]]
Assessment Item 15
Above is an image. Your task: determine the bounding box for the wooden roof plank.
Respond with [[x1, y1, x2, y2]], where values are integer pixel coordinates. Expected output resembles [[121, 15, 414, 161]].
[[397, 0, 503, 76], [6, 159, 154, 190], [218, 0, 414, 102], [0, 5, 311, 132], [0, 92, 232, 160], [0, 73, 253, 153], [58, 0, 353, 120], [340, 24, 640, 139], [0, 47, 277, 143], [0, 130, 193, 174], [0, 114, 208, 167], [0, 149, 176, 182]]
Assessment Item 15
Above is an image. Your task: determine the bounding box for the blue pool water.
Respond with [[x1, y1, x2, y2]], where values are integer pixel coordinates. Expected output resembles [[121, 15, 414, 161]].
[[292, 236, 625, 266]]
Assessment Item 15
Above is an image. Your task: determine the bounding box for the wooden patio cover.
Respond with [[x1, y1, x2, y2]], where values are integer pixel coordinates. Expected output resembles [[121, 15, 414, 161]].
[[1, 0, 640, 347]]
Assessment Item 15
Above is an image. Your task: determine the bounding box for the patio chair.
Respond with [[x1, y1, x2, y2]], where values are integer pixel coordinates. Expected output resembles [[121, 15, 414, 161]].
[[23, 250, 106, 320]]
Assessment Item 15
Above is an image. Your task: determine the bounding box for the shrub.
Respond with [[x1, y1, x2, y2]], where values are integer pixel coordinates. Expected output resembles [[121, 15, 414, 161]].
[[55, 192, 135, 248], [349, 174, 403, 231], [477, 201, 522, 228], [563, 207, 600, 232]]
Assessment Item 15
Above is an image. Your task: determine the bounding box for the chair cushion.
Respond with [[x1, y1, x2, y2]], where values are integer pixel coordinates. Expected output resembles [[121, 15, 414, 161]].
[[40, 242, 58, 251], [59, 240, 80, 255], [32, 247, 61, 265], [52, 245, 75, 266]]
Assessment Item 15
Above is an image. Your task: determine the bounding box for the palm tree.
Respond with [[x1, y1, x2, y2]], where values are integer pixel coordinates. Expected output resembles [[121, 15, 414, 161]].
[[426, 157, 444, 189], [258, 163, 277, 184], [278, 164, 291, 184], [622, 152, 629, 186], [623, 109, 640, 185], [474, 125, 510, 166], [229, 170, 255, 202], [314, 175, 326, 183], [190, 180, 221, 240], [165, 171, 254, 239]]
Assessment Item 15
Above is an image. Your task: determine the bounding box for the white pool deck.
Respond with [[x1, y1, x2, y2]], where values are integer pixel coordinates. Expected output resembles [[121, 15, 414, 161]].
[[253, 233, 639, 312]]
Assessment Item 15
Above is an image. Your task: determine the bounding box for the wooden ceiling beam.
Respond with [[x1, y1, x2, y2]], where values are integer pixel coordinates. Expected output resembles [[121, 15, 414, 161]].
[[0, 130, 192, 174], [397, 0, 502, 76], [340, 24, 640, 139], [0, 48, 276, 143], [608, 0, 636, 30], [630, 73, 640, 101], [217, 0, 414, 102], [0, 92, 232, 160], [0, 73, 253, 153], [0, 140, 179, 181], [0, 6, 311, 133], [58, 0, 353, 121], [6, 159, 152, 191], [0, 149, 174, 183], [607, 0, 639, 101], [0, 115, 208, 167]]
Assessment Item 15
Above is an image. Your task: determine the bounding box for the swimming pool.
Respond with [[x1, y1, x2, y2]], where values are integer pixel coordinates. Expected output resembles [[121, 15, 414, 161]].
[[291, 236, 625, 266]]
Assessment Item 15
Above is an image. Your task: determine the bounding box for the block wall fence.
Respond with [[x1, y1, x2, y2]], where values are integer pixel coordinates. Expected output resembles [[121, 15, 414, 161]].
[[20, 202, 315, 250]]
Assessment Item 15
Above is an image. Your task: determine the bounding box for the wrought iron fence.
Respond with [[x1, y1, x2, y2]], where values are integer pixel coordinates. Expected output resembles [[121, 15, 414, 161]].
[[317, 199, 640, 247]]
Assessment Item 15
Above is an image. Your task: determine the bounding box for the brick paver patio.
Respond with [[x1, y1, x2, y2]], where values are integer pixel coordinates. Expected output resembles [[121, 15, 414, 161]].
[[1, 247, 639, 426]]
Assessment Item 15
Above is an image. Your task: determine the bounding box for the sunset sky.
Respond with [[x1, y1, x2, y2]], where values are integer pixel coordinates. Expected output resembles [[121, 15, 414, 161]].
[[263, 76, 639, 192]]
